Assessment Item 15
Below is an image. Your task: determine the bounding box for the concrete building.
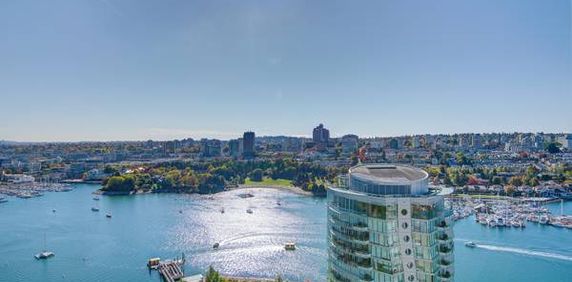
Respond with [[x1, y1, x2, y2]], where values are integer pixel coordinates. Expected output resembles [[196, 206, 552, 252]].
[[341, 134, 359, 155], [313, 123, 330, 143], [242, 131, 256, 158], [228, 139, 240, 158], [327, 164, 454, 282]]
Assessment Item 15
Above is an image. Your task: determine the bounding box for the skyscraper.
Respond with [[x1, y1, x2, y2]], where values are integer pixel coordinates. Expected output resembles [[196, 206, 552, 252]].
[[313, 123, 330, 144], [242, 131, 255, 158], [327, 164, 454, 282]]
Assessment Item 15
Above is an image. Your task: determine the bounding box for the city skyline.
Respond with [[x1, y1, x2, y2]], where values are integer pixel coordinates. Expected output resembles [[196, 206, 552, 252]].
[[1, 0, 570, 141]]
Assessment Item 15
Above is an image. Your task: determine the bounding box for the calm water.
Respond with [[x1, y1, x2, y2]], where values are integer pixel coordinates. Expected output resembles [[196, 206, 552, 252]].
[[1, 184, 572, 282]]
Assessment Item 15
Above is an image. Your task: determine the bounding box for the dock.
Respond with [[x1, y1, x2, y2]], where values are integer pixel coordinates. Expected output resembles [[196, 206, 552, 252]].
[[158, 261, 184, 282]]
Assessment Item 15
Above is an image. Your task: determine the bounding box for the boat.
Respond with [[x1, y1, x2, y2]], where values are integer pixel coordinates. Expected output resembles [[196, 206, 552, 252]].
[[285, 242, 296, 250], [179, 210, 183, 214], [91, 207, 100, 212], [213, 243, 220, 249], [464, 241, 477, 248], [35, 234, 55, 260], [147, 257, 161, 270], [93, 197, 100, 201], [246, 208, 253, 214], [0, 197, 7, 204], [35, 251, 55, 260], [220, 207, 225, 214], [52, 209, 56, 213], [106, 213, 112, 218]]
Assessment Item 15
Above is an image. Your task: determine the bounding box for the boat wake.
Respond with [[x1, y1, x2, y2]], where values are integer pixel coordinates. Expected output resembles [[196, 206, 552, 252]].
[[472, 243, 572, 262]]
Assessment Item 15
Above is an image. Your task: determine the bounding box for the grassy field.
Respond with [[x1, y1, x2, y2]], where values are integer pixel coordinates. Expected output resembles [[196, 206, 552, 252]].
[[244, 177, 294, 187]]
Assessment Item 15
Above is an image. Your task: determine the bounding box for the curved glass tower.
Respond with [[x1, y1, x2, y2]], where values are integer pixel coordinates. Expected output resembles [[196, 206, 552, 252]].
[[327, 164, 454, 282]]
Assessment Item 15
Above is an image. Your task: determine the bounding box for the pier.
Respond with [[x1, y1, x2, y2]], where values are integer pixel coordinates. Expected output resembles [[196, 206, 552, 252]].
[[158, 261, 184, 282]]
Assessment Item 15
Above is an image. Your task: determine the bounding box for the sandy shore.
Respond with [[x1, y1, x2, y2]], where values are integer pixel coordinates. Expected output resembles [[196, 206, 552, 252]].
[[233, 184, 314, 196]]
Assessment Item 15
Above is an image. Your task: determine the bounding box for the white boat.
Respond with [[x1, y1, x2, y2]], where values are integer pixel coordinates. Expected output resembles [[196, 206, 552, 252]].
[[106, 213, 112, 218], [465, 241, 477, 248], [35, 234, 55, 260], [35, 251, 55, 260], [285, 242, 296, 250]]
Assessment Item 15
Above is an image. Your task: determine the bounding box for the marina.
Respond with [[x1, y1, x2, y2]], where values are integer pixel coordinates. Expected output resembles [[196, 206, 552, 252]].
[[0, 182, 72, 199], [448, 196, 572, 230]]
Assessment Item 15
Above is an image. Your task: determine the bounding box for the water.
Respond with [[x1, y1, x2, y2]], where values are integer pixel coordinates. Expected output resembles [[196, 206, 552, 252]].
[[1, 184, 572, 281]]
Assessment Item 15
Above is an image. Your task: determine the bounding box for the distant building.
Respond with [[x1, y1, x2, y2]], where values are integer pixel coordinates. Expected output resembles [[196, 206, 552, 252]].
[[201, 139, 221, 157], [228, 139, 240, 158], [3, 173, 35, 183], [341, 134, 359, 154], [327, 164, 454, 282], [472, 134, 482, 149], [558, 134, 572, 150], [313, 124, 330, 144], [242, 131, 255, 158], [389, 138, 399, 149]]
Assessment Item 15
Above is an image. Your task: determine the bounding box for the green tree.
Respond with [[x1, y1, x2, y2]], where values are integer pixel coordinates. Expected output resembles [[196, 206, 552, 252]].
[[248, 168, 264, 182], [545, 142, 562, 154], [205, 266, 225, 282]]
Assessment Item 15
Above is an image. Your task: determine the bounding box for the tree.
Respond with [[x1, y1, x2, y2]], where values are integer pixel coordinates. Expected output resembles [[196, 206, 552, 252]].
[[545, 142, 562, 154], [248, 168, 264, 182], [205, 266, 225, 282], [508, 176, 523, 187]]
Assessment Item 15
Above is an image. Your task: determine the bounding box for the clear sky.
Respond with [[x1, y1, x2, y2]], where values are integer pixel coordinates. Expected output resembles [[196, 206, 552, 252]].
[[0, 0, 570, 141]]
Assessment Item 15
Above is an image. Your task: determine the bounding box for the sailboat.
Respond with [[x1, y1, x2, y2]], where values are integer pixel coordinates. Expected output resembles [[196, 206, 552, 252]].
[[91, 201, 100, 212], [35, 233, 55, 260]]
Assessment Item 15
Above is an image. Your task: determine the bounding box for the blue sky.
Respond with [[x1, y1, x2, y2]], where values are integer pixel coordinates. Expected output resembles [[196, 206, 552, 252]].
[[0, 0, 570, 141]]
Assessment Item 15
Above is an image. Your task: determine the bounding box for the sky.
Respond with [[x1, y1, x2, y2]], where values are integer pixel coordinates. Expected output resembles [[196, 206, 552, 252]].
[[0, 0, 570, 142]]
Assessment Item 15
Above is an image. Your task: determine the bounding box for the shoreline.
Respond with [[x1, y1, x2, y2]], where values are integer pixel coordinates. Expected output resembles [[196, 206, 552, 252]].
[[94, 184, 321, 197], [232, 184, 315, 197]]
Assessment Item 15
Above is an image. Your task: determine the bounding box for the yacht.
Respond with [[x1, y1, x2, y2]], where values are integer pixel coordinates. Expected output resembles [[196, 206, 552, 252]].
[[465, 241, 477, 248]]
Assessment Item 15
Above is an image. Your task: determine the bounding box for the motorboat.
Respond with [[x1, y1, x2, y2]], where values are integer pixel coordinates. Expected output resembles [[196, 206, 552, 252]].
[[464, 241, 477, 248], [285, 242, 296, 250], [106, 213, 112, 218], [91, 207, 100, 212], [35, 251, 55, 260]]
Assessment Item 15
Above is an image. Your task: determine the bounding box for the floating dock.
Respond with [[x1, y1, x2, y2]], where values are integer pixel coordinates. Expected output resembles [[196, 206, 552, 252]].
[[158, 261, 184, 282]]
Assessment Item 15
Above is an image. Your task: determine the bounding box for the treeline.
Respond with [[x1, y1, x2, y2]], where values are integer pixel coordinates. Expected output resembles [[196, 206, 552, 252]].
[[101, 159, 345, 196]]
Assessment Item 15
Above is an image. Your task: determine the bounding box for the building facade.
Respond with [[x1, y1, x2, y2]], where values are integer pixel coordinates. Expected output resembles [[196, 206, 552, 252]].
[[242, 131, 256, 158], [327, 164, 454, 282]]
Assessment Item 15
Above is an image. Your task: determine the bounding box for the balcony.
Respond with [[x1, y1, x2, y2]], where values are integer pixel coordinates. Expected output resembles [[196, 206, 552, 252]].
[[437, 221, 449, 228], [439, 271, 453, 281], [439, 245, 453, 254], [439, 259, 453, 266]]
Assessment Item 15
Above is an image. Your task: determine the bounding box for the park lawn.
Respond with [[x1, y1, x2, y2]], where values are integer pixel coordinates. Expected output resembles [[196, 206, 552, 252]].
[[245, 177, 294, 187]]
